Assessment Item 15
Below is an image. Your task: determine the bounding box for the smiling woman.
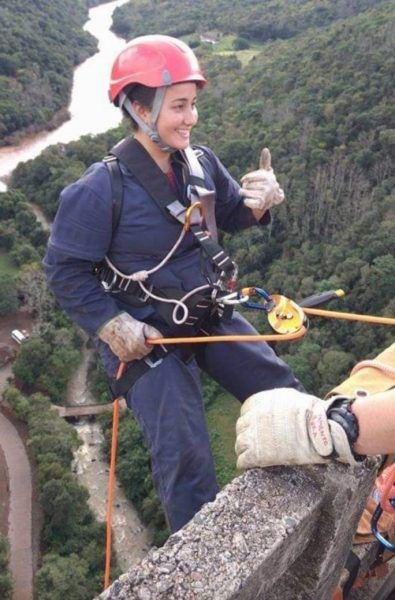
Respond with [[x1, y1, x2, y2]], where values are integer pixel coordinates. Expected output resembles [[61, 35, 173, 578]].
[[43, 34, 300, 538]]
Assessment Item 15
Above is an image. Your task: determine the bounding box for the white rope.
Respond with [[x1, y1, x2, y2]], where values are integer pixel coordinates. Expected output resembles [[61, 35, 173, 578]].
[[172, 284, 212, 325], [104, 227, 187, 282], [102, 155, 225, 327], [103, 223, 211, 325], [351, 360, 395, 378], [137, 281, 212, 325]]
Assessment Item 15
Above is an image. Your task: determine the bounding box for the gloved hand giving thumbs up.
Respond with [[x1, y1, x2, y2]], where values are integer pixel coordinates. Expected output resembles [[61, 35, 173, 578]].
[[240, 148, 285, 212]]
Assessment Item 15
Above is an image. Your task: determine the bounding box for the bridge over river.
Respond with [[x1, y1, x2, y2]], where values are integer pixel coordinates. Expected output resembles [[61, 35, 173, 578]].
[[52, 398, 127, 418]]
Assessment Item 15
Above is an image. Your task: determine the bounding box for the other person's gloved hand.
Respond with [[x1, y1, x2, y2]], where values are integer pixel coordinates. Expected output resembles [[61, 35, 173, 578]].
[[235, 388, 360, 470], [98, 312, 162, 362], [240, 147, 285, 211]]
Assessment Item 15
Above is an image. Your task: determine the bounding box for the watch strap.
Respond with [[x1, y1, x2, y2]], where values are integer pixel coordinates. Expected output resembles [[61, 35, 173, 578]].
[[327, 396, 366, 462]]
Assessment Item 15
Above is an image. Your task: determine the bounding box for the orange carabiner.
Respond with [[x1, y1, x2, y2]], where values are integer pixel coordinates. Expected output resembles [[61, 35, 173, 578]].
[[183, 201, 205, 231]]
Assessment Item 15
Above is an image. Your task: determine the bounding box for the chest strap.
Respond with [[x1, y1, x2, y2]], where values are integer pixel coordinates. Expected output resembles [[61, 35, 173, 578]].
[[109, 137, 235, 277], [182, 145, 218, 242]]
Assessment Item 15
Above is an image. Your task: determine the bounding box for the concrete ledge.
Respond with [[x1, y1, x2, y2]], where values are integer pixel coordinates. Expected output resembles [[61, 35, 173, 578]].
[[98, 461, 377, 600], [263, 460, 378, 599]]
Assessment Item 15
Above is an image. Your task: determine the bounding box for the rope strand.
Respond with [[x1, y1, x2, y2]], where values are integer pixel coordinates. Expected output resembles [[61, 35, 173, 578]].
[[303, 307, 395, 326], [104, 362, 125, 590]]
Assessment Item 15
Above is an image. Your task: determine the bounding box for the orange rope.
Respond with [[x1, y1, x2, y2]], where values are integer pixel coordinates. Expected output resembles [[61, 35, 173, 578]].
[[104, 361, 125, 591], [102, 326, 307, 589], [101, 296, 393, 587], [148, 326, 307, 345], [376, 463, 395, 514], [102, 326, 306, 586], [303, 308, 395, 326]]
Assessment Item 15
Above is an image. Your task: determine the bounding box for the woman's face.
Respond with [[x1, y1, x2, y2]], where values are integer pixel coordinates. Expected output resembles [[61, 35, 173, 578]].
[[155, 82, 198, 150]]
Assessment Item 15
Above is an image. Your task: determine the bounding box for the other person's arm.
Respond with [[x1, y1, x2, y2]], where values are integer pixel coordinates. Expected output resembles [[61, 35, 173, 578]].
[[235, 388, 395, 470]]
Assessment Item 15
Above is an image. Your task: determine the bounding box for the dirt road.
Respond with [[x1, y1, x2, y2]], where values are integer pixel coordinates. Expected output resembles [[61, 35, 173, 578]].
[[0, 364, 33, 600], [0, 339, 151, 600]]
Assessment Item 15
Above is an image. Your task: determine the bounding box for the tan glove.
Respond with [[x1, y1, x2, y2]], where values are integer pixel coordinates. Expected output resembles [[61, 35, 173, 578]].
[[98, 312, 162, 362], [235, 388, 359, 470], [240, 148, 285, 211]]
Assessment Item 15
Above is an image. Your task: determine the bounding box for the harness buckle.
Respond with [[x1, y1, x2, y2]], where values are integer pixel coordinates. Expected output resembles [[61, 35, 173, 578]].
[[144, 344, 168, 368], [100, 269, 118, 292]]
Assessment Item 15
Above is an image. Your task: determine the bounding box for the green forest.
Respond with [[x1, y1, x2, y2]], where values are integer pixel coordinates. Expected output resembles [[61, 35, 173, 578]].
[[112, 0, 382, 42], [0, 535, 12, 599], [0, 0, 394, 598], [0, 0, 97, 142]]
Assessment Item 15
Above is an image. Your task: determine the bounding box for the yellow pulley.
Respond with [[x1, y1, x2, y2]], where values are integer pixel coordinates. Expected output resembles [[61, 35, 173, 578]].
[[267, 294, 306, 334]]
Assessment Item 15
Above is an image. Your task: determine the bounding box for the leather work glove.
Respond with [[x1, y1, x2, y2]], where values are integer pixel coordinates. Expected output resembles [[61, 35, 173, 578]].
[[98, 312, 162, 362], [239, 148, 285, 211], [235, 388, 359, 470]]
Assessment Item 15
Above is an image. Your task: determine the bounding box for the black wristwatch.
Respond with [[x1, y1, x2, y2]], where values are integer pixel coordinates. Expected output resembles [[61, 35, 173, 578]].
[[327, 395, 366, 462]]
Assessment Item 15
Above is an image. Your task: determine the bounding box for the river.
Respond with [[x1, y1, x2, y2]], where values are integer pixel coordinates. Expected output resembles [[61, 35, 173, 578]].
[[67, 344, 152, 571], [0, 0, 129, 191]]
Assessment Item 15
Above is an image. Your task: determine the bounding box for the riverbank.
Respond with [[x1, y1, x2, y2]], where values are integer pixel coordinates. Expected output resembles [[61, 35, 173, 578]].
[[0, 107, 70, 150], [0, 0, 128, 184]]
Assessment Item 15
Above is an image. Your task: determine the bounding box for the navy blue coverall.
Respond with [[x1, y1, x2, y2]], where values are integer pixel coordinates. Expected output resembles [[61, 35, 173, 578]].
[[44, 143, 304, 532]]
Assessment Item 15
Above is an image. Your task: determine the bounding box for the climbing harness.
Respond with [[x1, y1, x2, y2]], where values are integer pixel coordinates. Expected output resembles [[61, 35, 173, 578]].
[[371, 464, 395, 552], [98, 138, 237, 336], [329, 346, 395, 599], [146, 289, 395, 345], [101, 140, 395, 346], [103, 201, 214, 327]]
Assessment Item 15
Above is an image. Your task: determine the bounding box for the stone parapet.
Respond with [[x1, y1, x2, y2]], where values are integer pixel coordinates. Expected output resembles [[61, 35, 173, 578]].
[[98, 459, 378, 600]]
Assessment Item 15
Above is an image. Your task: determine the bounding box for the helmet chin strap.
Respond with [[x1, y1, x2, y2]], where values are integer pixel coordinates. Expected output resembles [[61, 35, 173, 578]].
[[118, 89, 176, 153]]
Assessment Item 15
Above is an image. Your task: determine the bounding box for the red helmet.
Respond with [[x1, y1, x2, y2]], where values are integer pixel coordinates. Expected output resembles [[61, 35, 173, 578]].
[[109, 34, 207, 104]]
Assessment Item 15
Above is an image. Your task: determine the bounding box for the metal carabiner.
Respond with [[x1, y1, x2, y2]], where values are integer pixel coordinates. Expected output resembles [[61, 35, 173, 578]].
[[183, 202, 205, 231], [218, 291, 250, 305], [239, 287, 276, 312], [371, 499, 395, 551]]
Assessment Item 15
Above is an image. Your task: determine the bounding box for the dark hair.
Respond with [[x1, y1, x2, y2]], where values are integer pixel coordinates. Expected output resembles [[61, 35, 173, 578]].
[[122, 84, 156, 130]]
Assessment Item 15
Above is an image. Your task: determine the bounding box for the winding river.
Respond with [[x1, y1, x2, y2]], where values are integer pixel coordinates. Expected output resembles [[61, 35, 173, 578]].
[[0, 0, 129, 189], [0, 0, 151, 595]]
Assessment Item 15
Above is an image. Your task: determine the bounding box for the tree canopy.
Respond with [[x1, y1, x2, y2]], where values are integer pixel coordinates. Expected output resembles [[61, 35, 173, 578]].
[[0, 273, 18, 316], [2, 0, 394, 593], [11, 1, 393, 395], [0, 536, 12, 600], [0, 0, 97, 142]]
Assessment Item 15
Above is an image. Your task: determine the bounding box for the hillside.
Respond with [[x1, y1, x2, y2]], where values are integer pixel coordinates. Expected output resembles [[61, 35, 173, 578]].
[[1, 1, 394, 595], [0, 0, 97, 144], [11, 0, 394, 392], [111, 0, 384, 43]]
